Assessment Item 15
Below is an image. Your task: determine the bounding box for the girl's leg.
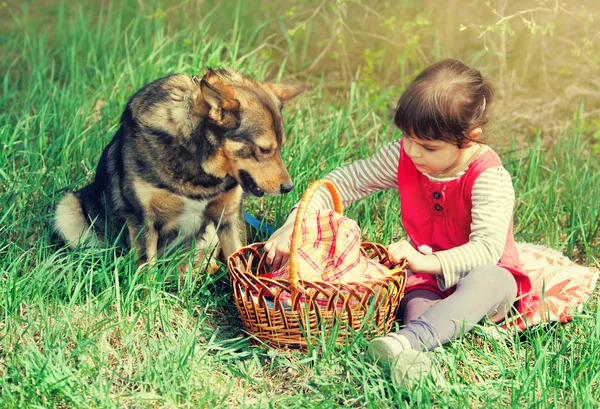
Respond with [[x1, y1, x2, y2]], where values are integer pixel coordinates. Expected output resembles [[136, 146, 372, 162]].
[[367, 265, 518, 385], [399, 289, 443, 324], [398, 264, 517, 351], [367, 265, 517, 385]]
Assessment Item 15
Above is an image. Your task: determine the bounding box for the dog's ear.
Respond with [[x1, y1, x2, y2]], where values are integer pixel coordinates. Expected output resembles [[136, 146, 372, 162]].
[[266, 84, 306, 104], [198, 74, 240, 129]]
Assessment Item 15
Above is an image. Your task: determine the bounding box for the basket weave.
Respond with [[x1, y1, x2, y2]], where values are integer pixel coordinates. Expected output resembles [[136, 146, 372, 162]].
[[228, 180, 407, 350]]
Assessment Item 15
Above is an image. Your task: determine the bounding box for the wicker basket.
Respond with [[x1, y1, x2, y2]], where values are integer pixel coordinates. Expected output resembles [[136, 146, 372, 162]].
[[228, 180, 407, 350]]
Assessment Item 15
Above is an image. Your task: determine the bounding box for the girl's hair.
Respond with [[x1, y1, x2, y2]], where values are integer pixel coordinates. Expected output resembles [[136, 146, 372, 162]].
[[394, 59, 494, 147]]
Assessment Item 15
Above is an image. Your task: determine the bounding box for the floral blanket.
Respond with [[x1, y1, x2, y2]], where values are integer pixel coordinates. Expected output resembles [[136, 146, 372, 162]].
[[501, 243, 599, 331]]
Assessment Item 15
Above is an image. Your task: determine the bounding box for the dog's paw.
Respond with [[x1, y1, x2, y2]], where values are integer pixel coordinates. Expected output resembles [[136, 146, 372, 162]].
[[200, 257, 221, 275], [177, 255, 220, 278]]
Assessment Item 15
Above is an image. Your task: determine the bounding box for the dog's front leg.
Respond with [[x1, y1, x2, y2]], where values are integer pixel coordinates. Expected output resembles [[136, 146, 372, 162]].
[[217, 210, 246, 259], [128, 222, 158, 266], [178, 223, 221, 276], [207, 187, 246, 260]]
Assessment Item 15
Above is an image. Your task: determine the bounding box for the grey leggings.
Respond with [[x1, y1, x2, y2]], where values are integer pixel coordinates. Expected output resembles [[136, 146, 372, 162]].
[[397, 264, 518, 351]]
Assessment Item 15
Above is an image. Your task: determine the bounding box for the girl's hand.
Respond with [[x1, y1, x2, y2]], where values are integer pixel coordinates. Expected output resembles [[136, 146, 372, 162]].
[[263, 209, 297, 271], [387, 239, 442, 275]]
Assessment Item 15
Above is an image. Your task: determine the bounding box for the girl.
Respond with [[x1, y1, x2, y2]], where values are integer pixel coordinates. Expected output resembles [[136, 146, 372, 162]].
[[263, 59, 533, 385]]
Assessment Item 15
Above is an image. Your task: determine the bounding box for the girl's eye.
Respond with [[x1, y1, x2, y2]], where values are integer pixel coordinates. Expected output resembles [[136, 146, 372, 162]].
[[260, 147, 272, 155], [423, 146, 436, 152]]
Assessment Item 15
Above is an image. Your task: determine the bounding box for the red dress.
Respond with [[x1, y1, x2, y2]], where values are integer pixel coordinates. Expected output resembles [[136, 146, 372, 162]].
[[397, 140, 533, 312]]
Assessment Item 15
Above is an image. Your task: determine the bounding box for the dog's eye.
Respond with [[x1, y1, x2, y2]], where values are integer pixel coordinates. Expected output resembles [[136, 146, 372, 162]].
[[259, 147, 272, 155]]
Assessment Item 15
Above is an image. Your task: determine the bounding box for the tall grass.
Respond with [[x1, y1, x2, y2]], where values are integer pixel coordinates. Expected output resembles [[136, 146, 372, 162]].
[[0, 2, 599, 408]]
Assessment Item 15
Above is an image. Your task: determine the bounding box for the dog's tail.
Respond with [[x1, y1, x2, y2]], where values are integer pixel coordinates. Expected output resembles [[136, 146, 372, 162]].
[[54, 191, 101, 248]]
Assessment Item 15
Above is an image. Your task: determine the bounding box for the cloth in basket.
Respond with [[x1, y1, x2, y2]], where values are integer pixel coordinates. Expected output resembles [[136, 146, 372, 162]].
[[261, 209, 394, 309]]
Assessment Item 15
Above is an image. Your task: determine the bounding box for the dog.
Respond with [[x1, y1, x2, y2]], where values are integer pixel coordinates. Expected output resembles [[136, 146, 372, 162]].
[[54, 68, 303, 271]]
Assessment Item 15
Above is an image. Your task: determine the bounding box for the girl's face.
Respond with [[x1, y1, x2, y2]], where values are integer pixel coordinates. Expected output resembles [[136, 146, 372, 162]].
[[403, 133, 480, 177]]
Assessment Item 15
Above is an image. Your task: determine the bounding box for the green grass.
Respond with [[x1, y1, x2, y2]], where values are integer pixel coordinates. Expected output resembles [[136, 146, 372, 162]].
[[1, 2, 599, 408]]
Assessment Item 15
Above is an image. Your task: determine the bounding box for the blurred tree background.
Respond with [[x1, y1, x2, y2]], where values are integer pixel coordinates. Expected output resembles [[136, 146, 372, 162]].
[[3, 0, 599, 150], [214, 0, 600, 149]]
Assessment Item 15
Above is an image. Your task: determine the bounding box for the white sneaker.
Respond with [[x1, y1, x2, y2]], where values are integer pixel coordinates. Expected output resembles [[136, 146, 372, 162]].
[[367, 334, 431, 387], [391, 349, 432, 386]]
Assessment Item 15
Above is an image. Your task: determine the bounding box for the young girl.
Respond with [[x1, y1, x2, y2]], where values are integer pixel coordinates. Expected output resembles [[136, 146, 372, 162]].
[[263, 59, 533, 384]]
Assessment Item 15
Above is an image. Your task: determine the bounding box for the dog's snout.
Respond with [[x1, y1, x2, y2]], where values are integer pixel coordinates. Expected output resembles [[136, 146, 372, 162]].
[[280, 183, 294, 194]]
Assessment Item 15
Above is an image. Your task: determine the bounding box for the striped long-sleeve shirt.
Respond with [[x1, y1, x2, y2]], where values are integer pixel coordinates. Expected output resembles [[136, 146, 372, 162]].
[[300, 139, 516, 290]]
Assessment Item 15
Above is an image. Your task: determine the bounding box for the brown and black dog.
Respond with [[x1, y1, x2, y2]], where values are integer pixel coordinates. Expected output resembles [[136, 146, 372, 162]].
[[54, 68, 303, 270]]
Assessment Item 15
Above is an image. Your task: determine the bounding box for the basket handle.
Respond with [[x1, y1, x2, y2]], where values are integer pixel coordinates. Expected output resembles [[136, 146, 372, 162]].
[[288, 180, 343, 291]]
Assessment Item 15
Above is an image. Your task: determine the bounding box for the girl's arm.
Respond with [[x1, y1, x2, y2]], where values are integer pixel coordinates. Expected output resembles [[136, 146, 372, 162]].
[[433, 166, 516, 290], [298, 139, 401, 212]]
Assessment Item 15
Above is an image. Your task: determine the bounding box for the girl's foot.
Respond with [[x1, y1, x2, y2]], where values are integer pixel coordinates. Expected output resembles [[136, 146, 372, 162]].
[[367, 334, 432, 386]]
